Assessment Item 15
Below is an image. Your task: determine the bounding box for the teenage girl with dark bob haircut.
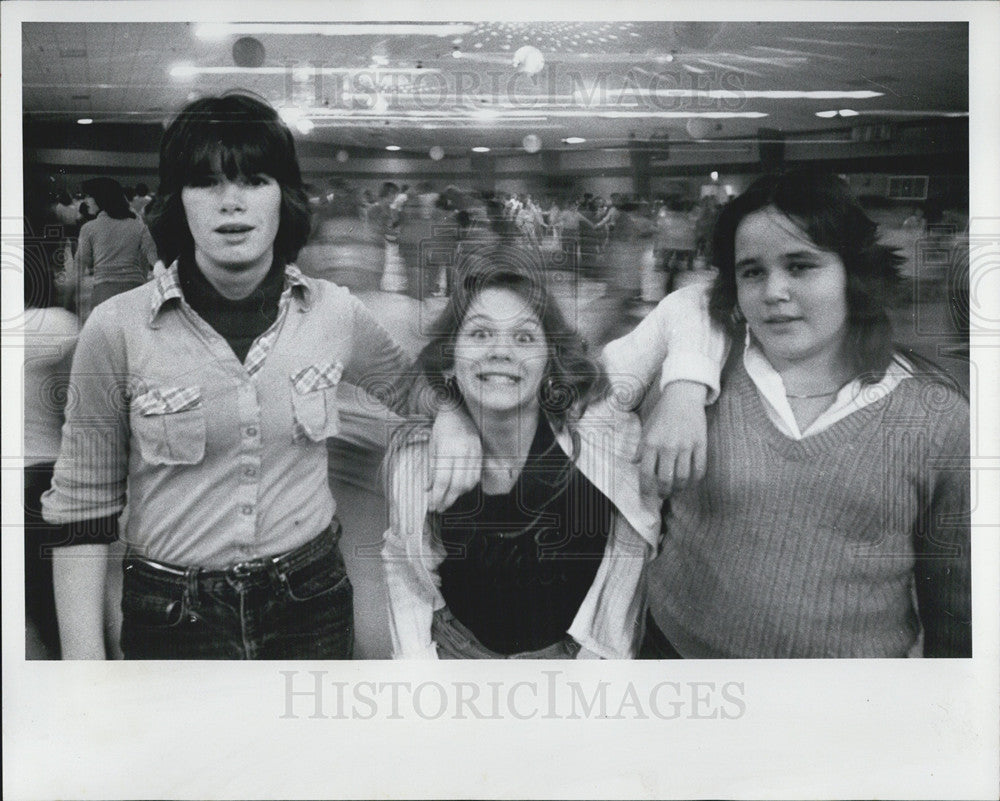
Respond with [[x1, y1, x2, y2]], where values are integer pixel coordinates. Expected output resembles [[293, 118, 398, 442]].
[[623, 169, 971, 658], [143, 94, 313, 268], [383, 250, 660, 659], [43, 92, 471, 659]]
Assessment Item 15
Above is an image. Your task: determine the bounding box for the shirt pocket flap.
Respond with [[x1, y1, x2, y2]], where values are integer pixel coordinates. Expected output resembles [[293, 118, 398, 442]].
[[291, 362, 344, 394], [291, 362, 343, 441], [131, 386, 206, 465], [134, 386, 203, 416]]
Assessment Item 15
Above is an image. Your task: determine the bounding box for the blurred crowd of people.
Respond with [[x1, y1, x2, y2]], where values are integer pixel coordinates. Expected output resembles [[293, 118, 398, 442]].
[[303, 178, 729, 312]]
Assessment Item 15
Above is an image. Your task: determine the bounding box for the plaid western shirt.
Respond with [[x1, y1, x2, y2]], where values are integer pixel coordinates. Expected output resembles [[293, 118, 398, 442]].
[[43, 263, 420, 568]]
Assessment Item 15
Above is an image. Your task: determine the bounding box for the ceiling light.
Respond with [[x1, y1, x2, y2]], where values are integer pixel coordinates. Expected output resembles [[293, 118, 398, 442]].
[[385, 145, 401, 151], [582, 89, 884, 103], [562, 137, 586, 144], [471, 146, 491, 153], [168, 61, 197, 80], [710, 171, 719, 181], [194, 23, 475, 38], [76, 118, 93, 125], [513, 45, 545, 75], [815, 109, 969, 119], [691, 89, 881, 100], [595, 111, 768, 120], [173, 65, 439, 77]]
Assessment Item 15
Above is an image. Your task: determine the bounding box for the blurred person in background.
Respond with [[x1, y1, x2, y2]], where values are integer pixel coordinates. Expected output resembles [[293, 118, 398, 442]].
[[656, 197, 697, 292], [556, 197, 593, 273], [77, 176, 157, 314], [23, 253, 80, 658], [130, 182, 154, 218]]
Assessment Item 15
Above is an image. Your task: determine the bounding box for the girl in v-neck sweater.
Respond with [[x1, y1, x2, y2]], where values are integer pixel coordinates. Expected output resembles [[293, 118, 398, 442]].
[[635, 171, 970, 658]]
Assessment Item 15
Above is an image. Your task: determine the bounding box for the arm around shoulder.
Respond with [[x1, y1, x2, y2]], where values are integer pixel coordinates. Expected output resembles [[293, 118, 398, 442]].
[[601, 282, 727, 408]]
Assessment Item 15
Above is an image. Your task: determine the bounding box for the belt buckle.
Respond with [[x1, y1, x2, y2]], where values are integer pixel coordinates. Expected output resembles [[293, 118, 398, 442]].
[[230, 558, 266, 579]]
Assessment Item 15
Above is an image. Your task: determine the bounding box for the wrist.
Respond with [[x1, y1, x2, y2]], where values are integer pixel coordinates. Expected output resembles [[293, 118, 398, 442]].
[[659, 379, 710, 406]]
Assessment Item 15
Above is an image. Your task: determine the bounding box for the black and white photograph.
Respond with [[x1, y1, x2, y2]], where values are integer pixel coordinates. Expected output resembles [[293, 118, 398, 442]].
[[3, 2, 998, 798]]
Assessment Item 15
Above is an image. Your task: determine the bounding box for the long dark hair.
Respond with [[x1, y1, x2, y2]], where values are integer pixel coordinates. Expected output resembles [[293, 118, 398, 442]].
[[145, 93, 312, 267], [708, 170, 905, 384], [82, 177, 135, 220], [416, 245, 608, 432]]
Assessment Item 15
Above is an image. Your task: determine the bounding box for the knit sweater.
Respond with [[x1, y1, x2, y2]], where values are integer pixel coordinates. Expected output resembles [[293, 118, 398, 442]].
[[647, 360, 971, 658]]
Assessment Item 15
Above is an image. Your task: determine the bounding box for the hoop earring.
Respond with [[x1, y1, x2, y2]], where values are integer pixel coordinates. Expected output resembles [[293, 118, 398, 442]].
[[441, 374, 460, 403]]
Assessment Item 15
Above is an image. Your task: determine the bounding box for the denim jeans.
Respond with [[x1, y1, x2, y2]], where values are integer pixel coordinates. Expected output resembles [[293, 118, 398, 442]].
[[432, 607, 581, 659], [24, 462, 61, 659], [120, 522, 353, 660]]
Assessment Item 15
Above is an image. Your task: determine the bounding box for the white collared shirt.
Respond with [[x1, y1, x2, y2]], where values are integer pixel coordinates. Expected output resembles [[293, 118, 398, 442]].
[[742, 331, 913, 440], [637, 282, 914, 439]]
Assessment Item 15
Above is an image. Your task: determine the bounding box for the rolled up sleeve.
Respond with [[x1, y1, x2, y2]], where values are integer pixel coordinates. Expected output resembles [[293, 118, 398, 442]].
[[602, 282, 728, 405], [344, 296, 434, 420], [42, 309, 130, 527]]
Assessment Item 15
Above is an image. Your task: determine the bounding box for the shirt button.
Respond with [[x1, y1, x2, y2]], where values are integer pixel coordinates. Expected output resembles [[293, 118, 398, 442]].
[[246, 427, 258, 437], [241, 505, 254, 515], [243, 466, 257, 478]]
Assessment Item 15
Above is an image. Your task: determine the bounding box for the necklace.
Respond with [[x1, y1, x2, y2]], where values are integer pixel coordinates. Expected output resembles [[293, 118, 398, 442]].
[[785, 388, 841, 399], [483, 456, 521, 481]]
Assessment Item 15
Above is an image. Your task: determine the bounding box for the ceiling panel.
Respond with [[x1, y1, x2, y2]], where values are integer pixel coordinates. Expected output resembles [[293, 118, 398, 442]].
[[21, 21, 969, 155]]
